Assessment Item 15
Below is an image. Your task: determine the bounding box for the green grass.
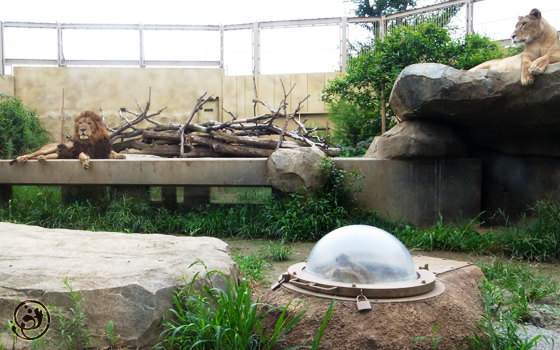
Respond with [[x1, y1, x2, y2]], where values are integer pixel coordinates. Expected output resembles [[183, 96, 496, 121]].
[[6, 186, 560, 263], [463, 261, 559, 350], [497, 199, 560, 261]]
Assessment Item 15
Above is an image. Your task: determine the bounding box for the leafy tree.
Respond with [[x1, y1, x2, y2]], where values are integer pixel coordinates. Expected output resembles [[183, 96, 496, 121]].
[[0, 96, 49, 159], [322, 23, 512, 145], [349, 0, 417, 17], [348, 0, 459, 36], [349, 0, 416, 35]]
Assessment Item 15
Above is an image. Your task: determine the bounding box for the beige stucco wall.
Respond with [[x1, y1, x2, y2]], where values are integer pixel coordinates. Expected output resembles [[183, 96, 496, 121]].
[[0, 75, 15, 96], [223, 72, 341, 130], [12, 67, 343, 142], [14, 67, 224, 141]]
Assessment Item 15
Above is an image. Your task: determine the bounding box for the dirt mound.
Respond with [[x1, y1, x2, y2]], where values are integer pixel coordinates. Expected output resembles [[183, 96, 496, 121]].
[[258, 265, 484, 350]]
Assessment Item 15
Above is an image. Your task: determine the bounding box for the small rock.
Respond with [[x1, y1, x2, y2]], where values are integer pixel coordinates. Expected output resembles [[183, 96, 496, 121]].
[[266, 146, 326, 192]]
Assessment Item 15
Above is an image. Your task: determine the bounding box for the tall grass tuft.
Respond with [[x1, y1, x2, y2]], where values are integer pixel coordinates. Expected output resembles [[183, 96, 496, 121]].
[[158, 266, 307, 350], [497, 199, 560, 261], [465, 261, 558, 349], [49, 279, 92, 350]]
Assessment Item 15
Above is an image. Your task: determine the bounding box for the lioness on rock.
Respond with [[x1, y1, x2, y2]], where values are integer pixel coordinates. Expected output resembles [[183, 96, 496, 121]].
[[470, 8, 560, 85], [11, 111, 125, 170]]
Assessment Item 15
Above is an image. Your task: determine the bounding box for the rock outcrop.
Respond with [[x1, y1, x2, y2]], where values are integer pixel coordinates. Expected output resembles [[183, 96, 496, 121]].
[[365, 120, 467, 159], [388, 62, 560, 157], [266, 146, 326, 192], [367, 62, 560, 220], [0, 223, 237, 348]]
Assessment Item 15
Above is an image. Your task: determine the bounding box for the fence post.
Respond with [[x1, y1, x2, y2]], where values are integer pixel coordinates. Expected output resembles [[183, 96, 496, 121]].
[[340, 16, 348, 72], [252, 21, 260, 76], [380, 15, 387, 40], [139, 23, 145, 67], [57, 22, 63, 66], [0, 22, 4, 75], [466, 0, 474, 35], [220, 24, 224, 69]]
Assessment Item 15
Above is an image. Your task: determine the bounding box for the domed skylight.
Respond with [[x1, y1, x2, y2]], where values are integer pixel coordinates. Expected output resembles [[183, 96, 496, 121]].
[[303, 225, 417, 284]]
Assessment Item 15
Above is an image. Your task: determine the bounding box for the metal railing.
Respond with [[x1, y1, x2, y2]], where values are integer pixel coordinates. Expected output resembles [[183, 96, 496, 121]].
[[0, 0, 477, 76]]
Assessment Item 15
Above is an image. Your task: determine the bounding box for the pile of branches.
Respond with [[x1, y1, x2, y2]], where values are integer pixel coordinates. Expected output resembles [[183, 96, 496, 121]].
[[107, 84, 339, 158]]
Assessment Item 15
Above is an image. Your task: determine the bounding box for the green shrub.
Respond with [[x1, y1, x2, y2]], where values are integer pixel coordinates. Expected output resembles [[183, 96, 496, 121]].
[[0, 96, 50, 159], [327, 99, 383, 149]]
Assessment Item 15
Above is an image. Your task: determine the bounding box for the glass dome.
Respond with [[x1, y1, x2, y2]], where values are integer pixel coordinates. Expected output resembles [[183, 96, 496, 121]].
[[304, 225, 417, 284]]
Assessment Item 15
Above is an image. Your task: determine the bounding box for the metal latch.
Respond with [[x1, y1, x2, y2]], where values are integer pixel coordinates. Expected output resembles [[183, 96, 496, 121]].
[[271, 272, 291, 291]]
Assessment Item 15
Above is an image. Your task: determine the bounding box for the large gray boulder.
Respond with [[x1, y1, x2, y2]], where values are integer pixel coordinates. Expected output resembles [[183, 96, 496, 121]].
[[0, 223, 237, 349], [365, 120, 467, 159], [266, 147, 326, 192], [389, 62, 560, 156]]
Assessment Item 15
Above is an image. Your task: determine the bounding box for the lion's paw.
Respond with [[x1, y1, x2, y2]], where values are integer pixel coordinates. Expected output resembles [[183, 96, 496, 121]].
[[115, 154, 126, 159], [37, 155, 47, 163], [529, 62, 547, 76], [82, 162, 90, 170], [521, 74, 535, 86], [16, 156, 28, 163]]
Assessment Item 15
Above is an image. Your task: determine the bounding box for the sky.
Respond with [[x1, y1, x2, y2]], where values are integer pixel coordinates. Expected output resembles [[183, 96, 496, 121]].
[[1, 0, 558, 26], [2, 0, 351, 25]]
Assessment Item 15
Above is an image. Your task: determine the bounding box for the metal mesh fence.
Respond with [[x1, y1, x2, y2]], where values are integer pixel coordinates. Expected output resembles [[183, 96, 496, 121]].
[[144, 29, 221, 63], [3, 27, 57, 60], [386, 3, 466, 34], [260, 25, 341, 75], [2, 0, 560, 76], [473, 0, 560, 41], [223, 29, 252, 76], [62, 29, 139, 61]]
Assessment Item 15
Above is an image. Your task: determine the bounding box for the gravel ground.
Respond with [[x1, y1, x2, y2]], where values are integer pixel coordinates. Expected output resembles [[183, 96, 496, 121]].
[[522, 325, 560, 350]]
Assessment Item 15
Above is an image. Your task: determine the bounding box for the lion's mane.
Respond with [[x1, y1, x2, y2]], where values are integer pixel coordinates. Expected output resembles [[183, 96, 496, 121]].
[[57, 111, 113, 159]]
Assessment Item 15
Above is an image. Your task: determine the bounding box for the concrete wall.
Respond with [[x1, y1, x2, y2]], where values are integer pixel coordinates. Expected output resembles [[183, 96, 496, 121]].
[[0, 75, 14, 96], [12, 67, 343, 142], [337, 159, 481, 227]]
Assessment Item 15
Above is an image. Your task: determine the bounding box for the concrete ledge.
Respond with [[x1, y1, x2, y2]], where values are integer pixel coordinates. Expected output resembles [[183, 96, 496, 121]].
[[0, 158, 481, 227], [0, 159, 269, 186]]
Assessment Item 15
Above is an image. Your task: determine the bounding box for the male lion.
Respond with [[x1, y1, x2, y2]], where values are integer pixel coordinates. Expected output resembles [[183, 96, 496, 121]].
[[11, 111, 125, 169], [469, 8, 560, 85]]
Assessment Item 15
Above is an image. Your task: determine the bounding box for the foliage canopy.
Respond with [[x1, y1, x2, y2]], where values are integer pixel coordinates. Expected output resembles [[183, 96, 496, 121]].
[[322, 23, 517, 146]]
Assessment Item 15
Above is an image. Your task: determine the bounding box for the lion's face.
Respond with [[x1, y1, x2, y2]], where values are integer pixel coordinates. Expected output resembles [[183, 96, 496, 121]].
[[72, 111, 108, 144], [512, 9, 543, 45]]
